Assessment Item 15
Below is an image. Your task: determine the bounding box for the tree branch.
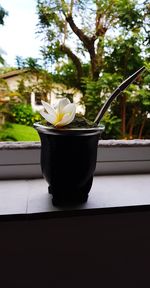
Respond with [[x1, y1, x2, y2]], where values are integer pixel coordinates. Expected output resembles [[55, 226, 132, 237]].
[[94, 0, 115, 38], [63, 19, 67, 45], [66, 15, 95, 54], [64, 6, 103, 80], [60, 44, 83, 83], [70, 0, 74, 15]]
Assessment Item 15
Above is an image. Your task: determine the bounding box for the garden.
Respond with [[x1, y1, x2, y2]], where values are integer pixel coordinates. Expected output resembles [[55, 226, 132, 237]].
[[0, 102, 41, 141], [0, 0, 150, 141]]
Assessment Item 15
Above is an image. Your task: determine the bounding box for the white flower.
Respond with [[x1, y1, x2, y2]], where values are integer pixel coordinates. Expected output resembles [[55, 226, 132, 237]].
[[40, 98, 76, 127]]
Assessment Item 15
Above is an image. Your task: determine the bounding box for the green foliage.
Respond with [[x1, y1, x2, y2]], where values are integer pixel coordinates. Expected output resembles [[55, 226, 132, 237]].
[[101, 115, 122, 139], [0, 123, 40, 141], [104, 36, 144, 75], [10, 104, 42, 126], [82, 72, 122, 121], [0, 133, 17, 141], [0, 55, 4, 65], [116, 0, 143, 29], [0, 5, 8, 64], [53, 61, 79, 88], [0, 5, 8, 25], [15, 56, 42, 71]]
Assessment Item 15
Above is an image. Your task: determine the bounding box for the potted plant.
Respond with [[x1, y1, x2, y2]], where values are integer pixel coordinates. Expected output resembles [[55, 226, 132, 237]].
[[34, 98, 104, 206], [34, 66, 145, 206]]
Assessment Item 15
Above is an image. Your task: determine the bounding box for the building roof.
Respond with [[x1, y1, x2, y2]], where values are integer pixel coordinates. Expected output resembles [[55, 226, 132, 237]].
[[0, 69, 28, 79]]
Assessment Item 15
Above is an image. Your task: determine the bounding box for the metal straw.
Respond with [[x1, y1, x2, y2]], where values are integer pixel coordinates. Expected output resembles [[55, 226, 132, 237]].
[[94, 66, 145, 124]]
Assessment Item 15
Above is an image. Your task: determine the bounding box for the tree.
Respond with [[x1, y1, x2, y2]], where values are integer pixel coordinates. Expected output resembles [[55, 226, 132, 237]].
[[0, 5, 9, 124], [0, 5, 8, 65], [37, 0, 147, 80], [0, 4, 8, 25], [36, 0, 150, 138]]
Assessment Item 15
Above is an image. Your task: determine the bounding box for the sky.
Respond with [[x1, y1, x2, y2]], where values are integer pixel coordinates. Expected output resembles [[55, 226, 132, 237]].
[[0, 0, 42, 67]]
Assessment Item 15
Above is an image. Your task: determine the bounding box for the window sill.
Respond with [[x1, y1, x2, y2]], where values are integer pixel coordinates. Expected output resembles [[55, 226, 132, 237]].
[[0, 174, 150, 219], [0, 140, 150, 179]]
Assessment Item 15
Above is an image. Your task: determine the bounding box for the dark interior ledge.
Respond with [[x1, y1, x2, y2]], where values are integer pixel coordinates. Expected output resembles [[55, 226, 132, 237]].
[[0, 139, 150, 150], [1, 175, 150, 287], [1, 203, 150, 222]]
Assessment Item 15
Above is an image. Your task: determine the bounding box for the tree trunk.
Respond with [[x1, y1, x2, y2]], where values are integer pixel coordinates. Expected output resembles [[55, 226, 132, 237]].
[[138, 117, 146, 139], [129, 115, 135, 139], [120, 94, 126, 138], [90, 55, 101, 81]]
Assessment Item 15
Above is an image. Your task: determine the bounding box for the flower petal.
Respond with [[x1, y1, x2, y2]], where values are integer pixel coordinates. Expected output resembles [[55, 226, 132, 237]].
[[62, 103, 76, 114], [41, 100, 56, 116], [56, 105, 76, 127], [57, 98, 70, 114], [55, 114, 71, 127], [40, 110, 57, 125]]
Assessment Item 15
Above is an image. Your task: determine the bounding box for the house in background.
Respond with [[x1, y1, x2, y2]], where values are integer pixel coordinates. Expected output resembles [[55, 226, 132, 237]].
[[0, 69, 84, 114]]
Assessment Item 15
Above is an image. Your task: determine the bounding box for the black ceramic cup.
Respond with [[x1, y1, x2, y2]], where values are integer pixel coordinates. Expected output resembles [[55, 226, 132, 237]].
[[34, 123, 104, 206]]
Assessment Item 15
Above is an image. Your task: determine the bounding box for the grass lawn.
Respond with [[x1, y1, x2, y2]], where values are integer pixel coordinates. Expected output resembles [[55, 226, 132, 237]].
[[0, 123, 40, 141]]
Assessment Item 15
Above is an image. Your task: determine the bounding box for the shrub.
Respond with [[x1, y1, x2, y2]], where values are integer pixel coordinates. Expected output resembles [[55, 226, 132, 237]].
[[10, 104, 41, 126]]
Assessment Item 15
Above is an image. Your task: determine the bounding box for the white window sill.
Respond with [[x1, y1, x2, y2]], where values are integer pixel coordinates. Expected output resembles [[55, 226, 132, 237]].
[[0, 174, 150, 218], [0, 140, 150, 179]]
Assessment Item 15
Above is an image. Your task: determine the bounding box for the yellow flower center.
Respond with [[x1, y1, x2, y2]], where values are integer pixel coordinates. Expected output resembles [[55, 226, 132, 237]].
[[53, 111, 72, 126], [53, 112, 64, 126]]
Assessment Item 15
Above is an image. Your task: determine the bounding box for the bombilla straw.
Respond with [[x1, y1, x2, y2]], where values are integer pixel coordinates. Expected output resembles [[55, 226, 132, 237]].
[[94, 66, 145, 124]]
